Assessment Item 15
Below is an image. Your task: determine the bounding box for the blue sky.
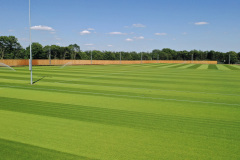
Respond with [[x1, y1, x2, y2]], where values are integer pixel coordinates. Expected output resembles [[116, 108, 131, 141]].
[[1, 0, 240, 52]]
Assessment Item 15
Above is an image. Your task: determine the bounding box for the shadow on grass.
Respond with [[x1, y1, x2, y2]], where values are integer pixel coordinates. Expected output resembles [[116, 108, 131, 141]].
[[33, 76, 47, 84]]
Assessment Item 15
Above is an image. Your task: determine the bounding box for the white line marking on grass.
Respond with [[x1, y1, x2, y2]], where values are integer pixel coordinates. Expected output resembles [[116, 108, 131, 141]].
[[1, 84, 240, 107]]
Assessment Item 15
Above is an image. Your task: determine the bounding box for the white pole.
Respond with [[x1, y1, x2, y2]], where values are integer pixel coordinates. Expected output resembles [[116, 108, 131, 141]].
[[91, 50, 92, 64], [49, 47, 51, 65], [29, 0, 33, 85], [120, 52, 121, 64]]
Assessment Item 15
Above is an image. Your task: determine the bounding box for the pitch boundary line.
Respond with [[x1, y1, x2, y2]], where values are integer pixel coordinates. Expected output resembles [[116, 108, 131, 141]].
[[1, 84, 239, 107]]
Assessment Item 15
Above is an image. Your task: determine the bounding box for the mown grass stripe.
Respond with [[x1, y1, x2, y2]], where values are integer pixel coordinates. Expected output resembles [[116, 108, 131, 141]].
[[167, 64, 189, 68], [224, 65, 240, 70], [1, 97, 239, 140], [197, 64, 209, 70], [186, 64, 202, 69], [216, 65, 231, 70], [208, 65, 218, 70], [0, 138, 96, 160], [1, 84, 240, 106]]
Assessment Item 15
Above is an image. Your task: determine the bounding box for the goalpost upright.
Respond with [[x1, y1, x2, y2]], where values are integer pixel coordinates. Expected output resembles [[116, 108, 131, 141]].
[[29, 0, 33, 85]]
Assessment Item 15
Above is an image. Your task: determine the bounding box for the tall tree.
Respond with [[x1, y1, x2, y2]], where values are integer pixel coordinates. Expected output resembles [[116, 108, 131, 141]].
[[26, 43, 44, 59], [68, 44, 80, 59], [0, 36, 22, 59], [225, 51, 238, 64]]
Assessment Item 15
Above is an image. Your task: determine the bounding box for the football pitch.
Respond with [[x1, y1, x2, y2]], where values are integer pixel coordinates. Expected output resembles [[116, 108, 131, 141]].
[[0, 63, 240, 160]]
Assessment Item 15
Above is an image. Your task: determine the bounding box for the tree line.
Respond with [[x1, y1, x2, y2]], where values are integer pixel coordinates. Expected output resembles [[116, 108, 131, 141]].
[[1, 35, 240, 64]]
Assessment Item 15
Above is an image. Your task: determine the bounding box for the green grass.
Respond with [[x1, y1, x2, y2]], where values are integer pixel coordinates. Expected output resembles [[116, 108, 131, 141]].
[[0, 63, 240, 160]]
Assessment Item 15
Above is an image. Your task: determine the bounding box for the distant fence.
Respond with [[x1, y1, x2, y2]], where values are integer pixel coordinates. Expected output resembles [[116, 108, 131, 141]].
[[0, 59, 217, 66]]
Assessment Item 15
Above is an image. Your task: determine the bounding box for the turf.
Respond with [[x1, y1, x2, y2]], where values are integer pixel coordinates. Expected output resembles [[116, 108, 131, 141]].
[[0, 63, 239, 160]]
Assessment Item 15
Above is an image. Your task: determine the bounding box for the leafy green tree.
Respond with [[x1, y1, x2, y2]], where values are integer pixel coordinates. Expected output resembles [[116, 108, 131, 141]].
[[225, 51, 238, 64], [104, 51, 116, 60], [130, 52, 140, 60], [77, 51, 88, 60], [152, 49, 161, 60], [0, 36, 22, 59], [122, 52, 133, 60], [162, 48, 177, 60], [26, 43, 44, 59], [140, 52, 151, 60], [158, 51, 168, 60], [49, 45, 61, 59], [43, 45, 51, 59], [68, 44, 80, 59], [15, 48, 27, 59], [93, 50, 104, 60]]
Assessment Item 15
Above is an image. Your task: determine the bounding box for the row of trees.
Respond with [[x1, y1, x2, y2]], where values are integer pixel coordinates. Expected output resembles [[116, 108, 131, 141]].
[[1, 36, 240, 63]]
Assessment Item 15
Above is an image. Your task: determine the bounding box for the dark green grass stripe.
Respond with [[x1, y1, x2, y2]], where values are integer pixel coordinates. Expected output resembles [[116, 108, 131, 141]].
[[0, 138, 97, 160], [186, 64, 202, 69], [224, 65, 240, 70], [0, 97, 239, 140], [208, 65, 218, 70]]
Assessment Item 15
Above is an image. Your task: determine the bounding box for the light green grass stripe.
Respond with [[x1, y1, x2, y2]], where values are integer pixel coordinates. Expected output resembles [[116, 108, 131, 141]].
[[216, 65, 231, 70], [197, 64, 209, 70], [232, 65, 240, 69], [157, 63, 178, 68], [178, 64, 195, 69]]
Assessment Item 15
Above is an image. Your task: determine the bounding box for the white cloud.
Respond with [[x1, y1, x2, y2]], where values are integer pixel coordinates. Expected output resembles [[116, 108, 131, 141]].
[[155, 33, 167, 36], [107, 45, 113, 47], [55, 37, 61, 41], [31, 25, 55, 31], [182, 32, 187, 35], [84, 44, 94, 46], [87, 28, 95, 30], [194, 22, 209, 25], [56, 42, 61, 45], [126, 38, 133, 42], [8, 29, 14, 32], [109, 32, 127, 35], [134, 36, 144, 40], [132, 24, 146, 28], [80, 30, 91, 35]]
